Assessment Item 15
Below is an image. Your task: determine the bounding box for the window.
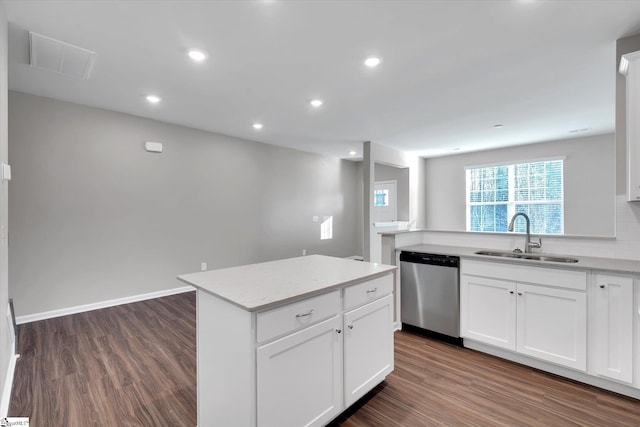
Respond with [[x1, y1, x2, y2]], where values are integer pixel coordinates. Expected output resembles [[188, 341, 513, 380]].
[[373, 189, 389, 207], [465, 159, 564, 234], [320, 216, 333, 240]]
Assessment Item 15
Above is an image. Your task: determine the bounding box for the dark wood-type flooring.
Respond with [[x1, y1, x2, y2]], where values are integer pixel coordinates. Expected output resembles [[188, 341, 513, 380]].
[[9, 291, 640, 426], [9, 292, 197, 426]]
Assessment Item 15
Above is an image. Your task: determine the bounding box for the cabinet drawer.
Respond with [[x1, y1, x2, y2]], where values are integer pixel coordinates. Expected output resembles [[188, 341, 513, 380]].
[[344, 274, 393, 310], [257, 290, 340, 343], [462, 260, 587, 291]]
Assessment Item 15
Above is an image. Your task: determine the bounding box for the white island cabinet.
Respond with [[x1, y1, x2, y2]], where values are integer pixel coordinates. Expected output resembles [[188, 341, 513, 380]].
[[178, 255, 396, 427]]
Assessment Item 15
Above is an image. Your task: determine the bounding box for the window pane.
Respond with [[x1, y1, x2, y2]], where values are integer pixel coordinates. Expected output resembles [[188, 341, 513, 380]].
[[466, 159, 563, 235], [495, 204, 508, 232], [374, 189, 389, 206]]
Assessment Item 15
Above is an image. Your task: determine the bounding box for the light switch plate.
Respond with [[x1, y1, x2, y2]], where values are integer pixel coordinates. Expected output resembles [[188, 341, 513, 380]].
[[1, 164, 11, 181]]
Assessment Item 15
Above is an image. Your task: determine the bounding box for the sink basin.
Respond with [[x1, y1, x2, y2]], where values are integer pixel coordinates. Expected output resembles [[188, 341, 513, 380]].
[[474, 250, 579, 263]]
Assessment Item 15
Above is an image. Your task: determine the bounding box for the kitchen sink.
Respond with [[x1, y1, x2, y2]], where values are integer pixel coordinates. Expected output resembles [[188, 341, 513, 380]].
[[474, 250, 579, 263]]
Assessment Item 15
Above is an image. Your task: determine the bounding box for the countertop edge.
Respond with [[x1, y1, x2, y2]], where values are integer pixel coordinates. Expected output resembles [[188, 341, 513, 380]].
[[396, 244, 640, 275], [177, 257, 397, 312]]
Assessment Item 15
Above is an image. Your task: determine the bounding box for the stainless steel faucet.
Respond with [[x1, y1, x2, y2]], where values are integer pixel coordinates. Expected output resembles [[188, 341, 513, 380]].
[[508, 212, 541, 253]]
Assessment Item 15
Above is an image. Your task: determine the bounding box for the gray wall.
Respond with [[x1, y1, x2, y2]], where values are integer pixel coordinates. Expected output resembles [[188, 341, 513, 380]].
[[0, 0, 12, 406], [425, 133, 615, 237], [8, 91, 361, 317], [616, 34, 640, 196], [374, 163, 409, 221]]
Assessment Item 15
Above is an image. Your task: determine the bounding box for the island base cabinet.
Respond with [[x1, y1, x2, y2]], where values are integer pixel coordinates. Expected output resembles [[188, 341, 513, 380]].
[[257, 316, 342, 427], [344, 294, 394, 407], [516, 284, 586, 371]]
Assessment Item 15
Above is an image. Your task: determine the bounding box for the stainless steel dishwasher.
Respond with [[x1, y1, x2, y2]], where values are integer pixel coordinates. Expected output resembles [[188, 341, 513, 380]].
[[400, 251, 461, 344]]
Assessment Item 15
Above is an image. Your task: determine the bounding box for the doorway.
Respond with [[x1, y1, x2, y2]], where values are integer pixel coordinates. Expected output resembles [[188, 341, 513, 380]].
[[373, 180, 397, 224]]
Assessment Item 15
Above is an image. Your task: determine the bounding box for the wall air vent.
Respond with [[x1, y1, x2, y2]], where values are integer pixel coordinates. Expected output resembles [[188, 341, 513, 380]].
[[29, 31, 97, 80]]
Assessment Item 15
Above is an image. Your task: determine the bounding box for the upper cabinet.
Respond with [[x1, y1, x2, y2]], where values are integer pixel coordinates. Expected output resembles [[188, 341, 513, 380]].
[[620, 50, 640, 202]]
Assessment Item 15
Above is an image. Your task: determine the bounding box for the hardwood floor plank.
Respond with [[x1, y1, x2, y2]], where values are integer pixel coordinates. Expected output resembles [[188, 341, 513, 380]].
[[9, 291, 640, 426]]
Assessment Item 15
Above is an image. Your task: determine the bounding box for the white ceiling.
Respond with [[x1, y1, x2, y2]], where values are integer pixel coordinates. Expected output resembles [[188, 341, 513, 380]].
[[5, 0, 640, 159]]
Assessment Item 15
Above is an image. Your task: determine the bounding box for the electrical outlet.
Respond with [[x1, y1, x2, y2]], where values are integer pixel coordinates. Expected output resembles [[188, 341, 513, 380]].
[[201, 262, 207, 271]]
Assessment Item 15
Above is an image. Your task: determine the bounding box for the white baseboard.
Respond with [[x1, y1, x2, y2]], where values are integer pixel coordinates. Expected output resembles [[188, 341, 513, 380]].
[[464, 339, 640, 400], [0, 353, 18, 417], [15, 286, 194, 325]]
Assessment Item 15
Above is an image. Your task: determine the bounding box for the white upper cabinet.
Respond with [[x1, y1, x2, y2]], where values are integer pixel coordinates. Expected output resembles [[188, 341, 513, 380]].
[[620, 50, 640, 201]]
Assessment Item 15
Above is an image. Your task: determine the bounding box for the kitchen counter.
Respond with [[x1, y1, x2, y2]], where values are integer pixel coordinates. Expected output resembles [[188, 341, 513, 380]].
[[398, 243, 640, 274], [178, 254, 396, 311], [377, 228, 425, 235], [181, 254, 397, 426]]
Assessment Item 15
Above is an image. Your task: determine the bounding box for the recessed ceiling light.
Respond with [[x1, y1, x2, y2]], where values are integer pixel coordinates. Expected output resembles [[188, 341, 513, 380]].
[[364, 56, 382, 68], [252, 123, 263, 130], [349, 150, 357, 156], [310, 99, 323, 108], [493, 124, 504, 128], [188, 49, 207, 62], [146, 95, 161, 104]]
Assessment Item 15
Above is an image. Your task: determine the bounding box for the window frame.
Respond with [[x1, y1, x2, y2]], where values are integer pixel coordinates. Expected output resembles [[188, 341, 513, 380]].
[[465, 157, 565, 235]]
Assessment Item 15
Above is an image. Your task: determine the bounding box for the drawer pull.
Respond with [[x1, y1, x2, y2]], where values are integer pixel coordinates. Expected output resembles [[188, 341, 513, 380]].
[[348, 325, 354, 330], [336, 329, 342, 334], [366, 288, 378, 294], [599, 284, 605, 289], [295, 309, 314, 318]]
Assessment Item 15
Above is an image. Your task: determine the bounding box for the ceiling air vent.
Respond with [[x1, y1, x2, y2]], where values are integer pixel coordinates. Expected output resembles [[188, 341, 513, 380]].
[[29, 31, 97, 80]]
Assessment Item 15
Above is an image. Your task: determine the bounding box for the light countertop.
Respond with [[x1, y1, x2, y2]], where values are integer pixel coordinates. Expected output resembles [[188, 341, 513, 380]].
[[398, 244, 640, 274], [178, 254, 396, 312]]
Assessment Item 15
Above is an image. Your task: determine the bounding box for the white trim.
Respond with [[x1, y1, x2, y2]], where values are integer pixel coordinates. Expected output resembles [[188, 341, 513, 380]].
[[15, 286, 194, 325], [464, 339, 640, 400], [620, 51, 640, 76], [0, 353, 18, 417], [464, 156, 566, 170]]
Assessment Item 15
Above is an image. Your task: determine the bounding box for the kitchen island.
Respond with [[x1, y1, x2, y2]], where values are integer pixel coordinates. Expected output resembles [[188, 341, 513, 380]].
[[178, 254, 397, 427]]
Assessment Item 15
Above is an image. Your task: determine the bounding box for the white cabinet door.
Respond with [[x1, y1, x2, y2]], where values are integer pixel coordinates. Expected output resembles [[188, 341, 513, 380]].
[[516, 284, 586, 371], [620, 50, 640, 201], [460, 275, 516, 350], [592, 274, 633, 383], [257, 316, 342, 427], [343, 294, 394, 407]]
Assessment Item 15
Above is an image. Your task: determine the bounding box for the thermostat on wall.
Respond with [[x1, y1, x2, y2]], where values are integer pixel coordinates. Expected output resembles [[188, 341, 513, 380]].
[[144, 141, 163, 153]]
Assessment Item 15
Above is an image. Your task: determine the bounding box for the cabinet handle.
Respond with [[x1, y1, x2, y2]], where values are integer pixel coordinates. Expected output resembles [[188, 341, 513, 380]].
[[599, 284, 605, 289], [348, 325, 354, 330], [295, 309, 314, 318], [366, 288, 378, 294], [336, 329, 342, 334], [517, 292, 523, 296], [509, 291, 514, 294]]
